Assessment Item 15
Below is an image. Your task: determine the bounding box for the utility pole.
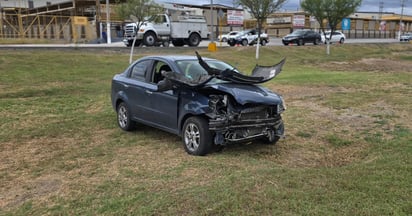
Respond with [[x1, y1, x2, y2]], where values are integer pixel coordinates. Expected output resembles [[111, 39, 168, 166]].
[[106, 0, 111, 44], [378, 1, 383, 20], [398, 0, 405, 40]]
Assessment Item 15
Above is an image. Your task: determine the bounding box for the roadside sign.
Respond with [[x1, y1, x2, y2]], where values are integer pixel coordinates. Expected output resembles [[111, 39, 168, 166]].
[[293, 15, 305, 28], [342, 18, 351, 30], [227, 10, 243, 26]]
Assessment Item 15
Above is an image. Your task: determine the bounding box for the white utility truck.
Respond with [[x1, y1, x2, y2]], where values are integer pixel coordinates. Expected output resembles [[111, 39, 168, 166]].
[[123, 12, 209, 47]]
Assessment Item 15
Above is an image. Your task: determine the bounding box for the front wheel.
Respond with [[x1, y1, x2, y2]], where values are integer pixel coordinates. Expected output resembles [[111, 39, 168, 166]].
[[182, 117, 212, 156], [261, 39, 267, 46], [143, 32, 156, 46], [241, 39, 248, 46]]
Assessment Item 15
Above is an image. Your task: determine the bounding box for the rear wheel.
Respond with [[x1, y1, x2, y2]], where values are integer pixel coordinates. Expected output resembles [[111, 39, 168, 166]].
[[188, 33, 201, 47], [117, 102, 135, 131], [182, 117, 212, 156], [339, 38, 345, 44]]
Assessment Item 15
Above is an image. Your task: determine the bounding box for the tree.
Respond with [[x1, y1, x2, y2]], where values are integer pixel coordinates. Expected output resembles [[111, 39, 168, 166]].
[[237, 0, 287, 60], [301, 0, 362, 55], [115, 0, 162, 63]]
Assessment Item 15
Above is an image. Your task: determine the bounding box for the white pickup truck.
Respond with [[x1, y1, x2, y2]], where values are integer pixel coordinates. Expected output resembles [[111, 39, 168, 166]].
[[123, 13, 209, 47]]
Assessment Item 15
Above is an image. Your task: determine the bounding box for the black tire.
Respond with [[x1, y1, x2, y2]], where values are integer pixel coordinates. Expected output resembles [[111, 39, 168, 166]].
[[222, 38, 227, 42], [241, 39, 248, 46], [117, 102, 135, 131], [339, 38, 345, 44], [143, 32, 156, 46], [134, 40, 142, 47], [188, 33, 201, 47], [162, 40, 170, 47], [262, 121, 284, 145], [283, 42, 289, 46], [172, 39, 185, 47], [261, 39, 267, 46], [228, 40, 236, 46], [182, 117, 212, 156]]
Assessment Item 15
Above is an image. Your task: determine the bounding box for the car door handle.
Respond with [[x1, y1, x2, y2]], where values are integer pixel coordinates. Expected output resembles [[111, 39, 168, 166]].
[[145, 90, 153, 94]]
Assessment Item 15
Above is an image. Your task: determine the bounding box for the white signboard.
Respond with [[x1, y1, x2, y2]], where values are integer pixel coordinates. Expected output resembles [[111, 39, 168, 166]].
[[227, 10, 244, 26], [267, 17, 292, 24], [293, 15, 305, 28]]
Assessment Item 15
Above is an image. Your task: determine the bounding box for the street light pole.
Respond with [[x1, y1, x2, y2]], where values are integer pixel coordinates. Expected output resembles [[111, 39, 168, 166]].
[[106, 0, 111, 44], [398, 0, 405, 40], [207, 0, 217, 51], [0, 1, 2, 39]]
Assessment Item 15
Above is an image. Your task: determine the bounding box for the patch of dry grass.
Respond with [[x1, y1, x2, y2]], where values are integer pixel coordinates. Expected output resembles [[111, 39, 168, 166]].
[[0, 44, 411, 215]]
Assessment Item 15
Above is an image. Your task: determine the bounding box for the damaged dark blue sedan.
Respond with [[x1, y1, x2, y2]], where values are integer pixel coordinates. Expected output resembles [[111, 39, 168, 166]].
[[111, 52, 286, 156]]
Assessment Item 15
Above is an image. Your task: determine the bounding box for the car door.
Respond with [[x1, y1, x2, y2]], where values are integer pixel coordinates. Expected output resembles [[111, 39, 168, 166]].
[[142, 60, 179, 133], [125, 59, 154, 123], [304, 31, 314, 43], [152, 14, 170, 36]]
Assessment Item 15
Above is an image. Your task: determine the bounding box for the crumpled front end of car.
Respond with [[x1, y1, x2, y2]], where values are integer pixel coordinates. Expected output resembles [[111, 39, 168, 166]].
[[206, 94, 285, 145]]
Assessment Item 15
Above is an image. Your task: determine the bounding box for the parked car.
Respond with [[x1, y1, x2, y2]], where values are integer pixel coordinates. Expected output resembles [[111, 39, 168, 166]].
[[400, 33, 412, 41], [282, 30, 321, 46], [218, 31, 239, 42], [321, 31, 346, 44], [111, 53, 286, 156], [227, 29, 269, 46]]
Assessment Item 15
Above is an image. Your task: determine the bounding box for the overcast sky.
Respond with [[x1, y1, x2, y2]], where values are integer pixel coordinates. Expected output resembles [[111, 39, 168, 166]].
[[159, 0, 412, 16], [281, 0, 412, 16]]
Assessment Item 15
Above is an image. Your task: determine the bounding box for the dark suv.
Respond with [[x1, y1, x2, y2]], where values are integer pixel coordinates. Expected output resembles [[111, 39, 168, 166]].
[[282, 30, 321, 46]]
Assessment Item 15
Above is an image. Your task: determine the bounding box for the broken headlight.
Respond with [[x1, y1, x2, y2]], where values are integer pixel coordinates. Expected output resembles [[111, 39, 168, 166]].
[[278, 96, 286, 114]]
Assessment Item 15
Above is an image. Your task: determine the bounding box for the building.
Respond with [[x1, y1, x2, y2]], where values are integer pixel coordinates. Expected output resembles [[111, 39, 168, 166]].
[[1, 0, 411, 42]]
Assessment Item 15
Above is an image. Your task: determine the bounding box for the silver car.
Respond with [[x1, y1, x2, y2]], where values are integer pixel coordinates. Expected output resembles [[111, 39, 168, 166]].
[[400, 33, 412, 42], [321, 31, 346, 44]]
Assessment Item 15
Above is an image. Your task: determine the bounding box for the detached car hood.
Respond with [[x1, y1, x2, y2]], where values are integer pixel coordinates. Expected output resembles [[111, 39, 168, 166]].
[[206, 83, 281, 105], [157, 52, 286, 94]]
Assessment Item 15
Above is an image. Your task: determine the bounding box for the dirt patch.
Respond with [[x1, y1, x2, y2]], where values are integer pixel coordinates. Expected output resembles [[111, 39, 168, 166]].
[[325, 58, 412, 72]]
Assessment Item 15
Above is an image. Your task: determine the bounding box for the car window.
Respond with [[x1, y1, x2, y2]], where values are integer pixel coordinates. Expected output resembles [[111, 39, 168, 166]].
[[291, 31, 305, 36], [130, 60, 150, 80], [152, 61, 171, 83]]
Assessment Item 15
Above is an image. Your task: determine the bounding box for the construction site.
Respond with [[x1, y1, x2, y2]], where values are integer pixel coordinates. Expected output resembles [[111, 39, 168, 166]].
[[0, 0, 411, 43], [0, 0, 123, 43]]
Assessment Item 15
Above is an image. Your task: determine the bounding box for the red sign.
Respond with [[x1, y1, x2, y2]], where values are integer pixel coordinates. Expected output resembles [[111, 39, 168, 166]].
[[293, 15, 305, 28], [227, 10, 243, 26]]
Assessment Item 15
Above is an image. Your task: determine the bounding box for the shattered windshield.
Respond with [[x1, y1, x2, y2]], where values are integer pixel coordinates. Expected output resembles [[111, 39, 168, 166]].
[[175, 60, 239, 84]]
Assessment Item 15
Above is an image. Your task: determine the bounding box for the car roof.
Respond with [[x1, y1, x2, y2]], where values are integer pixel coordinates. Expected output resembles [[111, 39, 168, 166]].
[[138, 55, 215, 62]]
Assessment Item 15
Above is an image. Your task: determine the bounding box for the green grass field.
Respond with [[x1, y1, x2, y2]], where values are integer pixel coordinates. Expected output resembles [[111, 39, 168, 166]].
[[0, 44, 411, 215]]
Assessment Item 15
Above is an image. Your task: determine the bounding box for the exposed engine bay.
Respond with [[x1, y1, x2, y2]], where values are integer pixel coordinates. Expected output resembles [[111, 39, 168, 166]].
[[206, 94, 285, 145]]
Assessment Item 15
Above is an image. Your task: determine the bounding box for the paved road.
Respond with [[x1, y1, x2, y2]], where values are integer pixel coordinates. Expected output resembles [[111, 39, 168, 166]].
[[0, 37, 402, 49]]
